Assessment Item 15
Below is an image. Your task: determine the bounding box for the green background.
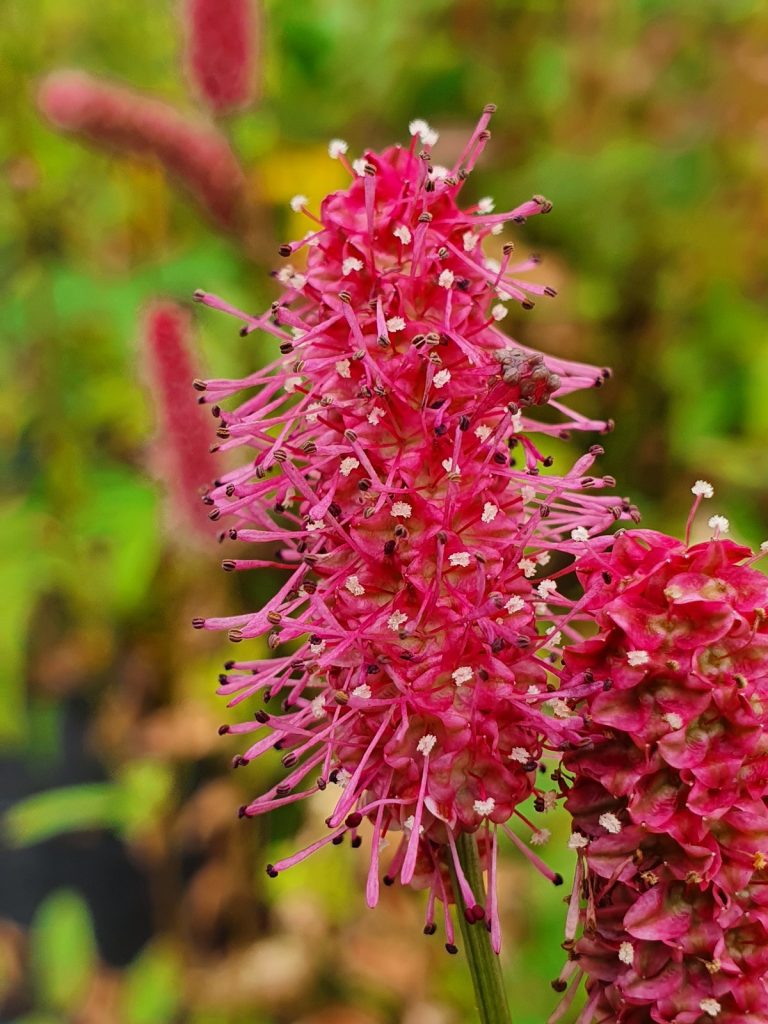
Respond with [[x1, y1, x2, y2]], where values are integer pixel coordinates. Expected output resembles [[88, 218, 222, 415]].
[[2, 0, 768, 1021]]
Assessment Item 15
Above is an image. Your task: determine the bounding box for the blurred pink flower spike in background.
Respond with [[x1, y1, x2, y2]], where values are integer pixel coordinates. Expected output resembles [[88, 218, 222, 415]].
[[142, 300, 219, 544], [37, 70, 247, 230], [182, 0, 259, 114], [192, 108, 638, 956], [36, 3, 261, 546]]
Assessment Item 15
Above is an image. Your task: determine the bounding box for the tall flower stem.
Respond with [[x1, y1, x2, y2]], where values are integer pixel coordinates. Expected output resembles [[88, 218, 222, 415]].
[[452, 832, 512, 1024]]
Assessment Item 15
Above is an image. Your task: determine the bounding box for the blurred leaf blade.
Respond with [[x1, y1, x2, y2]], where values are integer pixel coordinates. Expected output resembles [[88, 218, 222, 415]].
[[29, 890, 97, 1013], [121, 941, 182, 1024], [5, 783, 119, 847]]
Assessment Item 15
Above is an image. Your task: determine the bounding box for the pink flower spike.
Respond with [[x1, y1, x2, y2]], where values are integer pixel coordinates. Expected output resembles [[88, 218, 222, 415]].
[[182, 0, 258, 114], [38, 70, 246, 228], [197, 108, 635, 947], [141, 301, 218, 542], [558, 527, 768, 1022]]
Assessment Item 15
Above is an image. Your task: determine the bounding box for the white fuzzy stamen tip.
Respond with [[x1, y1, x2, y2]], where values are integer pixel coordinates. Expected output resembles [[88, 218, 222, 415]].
[[627, 650, 650, 667], [452, 666, 473, 686], [473, 797, 496, 817], [700, 999, 721, 1018], [518, 558, 537, 578], [449, 551, 471, 567], [598, 812, 622, 834], [438, 269, 455, 289], [708, 515, 730, 534], [491, 303, 508, 321], [509, 747, 530, 763], [387, 611, 408, 631], [548, 697, 572, 719], [408, 119, 439, 146], [530, 829, 551, 846], [340, 457, 360, 477], [482, 502, 498, 523], [417, 733, 436, 756], [432, 369, 451, 389], [571, 527, 590, 542], [386, 316, 406, 332], [568, 832, 588, 850], [342, 256, 363, 275], [618, 942, 634, 965], [352, 683, 371, 700], [692, 479, 714, 498], [345, 575, 365, 597], [289, 194, 308, 212], [391, 501, 412, 519], [328, 139, 348, 159]]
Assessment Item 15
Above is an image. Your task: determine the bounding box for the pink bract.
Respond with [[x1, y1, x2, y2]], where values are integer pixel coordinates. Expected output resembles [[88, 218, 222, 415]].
[[194, 110, 634, 950]]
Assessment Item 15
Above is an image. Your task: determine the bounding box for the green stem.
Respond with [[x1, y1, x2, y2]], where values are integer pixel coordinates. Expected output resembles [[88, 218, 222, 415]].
[[449, 832, 512, 1024]]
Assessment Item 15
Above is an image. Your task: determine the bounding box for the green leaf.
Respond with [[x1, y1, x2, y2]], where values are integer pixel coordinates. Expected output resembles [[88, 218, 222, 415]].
[[5, 760, 174, 847], [121, 942, 181, 1024], [0, 500, 53, 747], [114, 759, 175, 840], [73, 465, 161, 615], [30, 890, 96, 1013], [526, 41, 569, 113], [10, 1015, 64, 1024], [4, 783, 117, 847]]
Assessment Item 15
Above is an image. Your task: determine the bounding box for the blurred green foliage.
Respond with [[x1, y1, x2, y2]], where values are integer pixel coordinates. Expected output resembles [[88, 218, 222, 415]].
[[5, 760, 174, 847], [3, 0, 768, 1021], [30, 891, 97, 1014]]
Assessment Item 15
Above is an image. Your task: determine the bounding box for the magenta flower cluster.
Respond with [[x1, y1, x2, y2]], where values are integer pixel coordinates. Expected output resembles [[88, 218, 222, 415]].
[[192, 108, 768, 1019], [194, 107, 630, 948], [557, 528, 768, 1023]]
